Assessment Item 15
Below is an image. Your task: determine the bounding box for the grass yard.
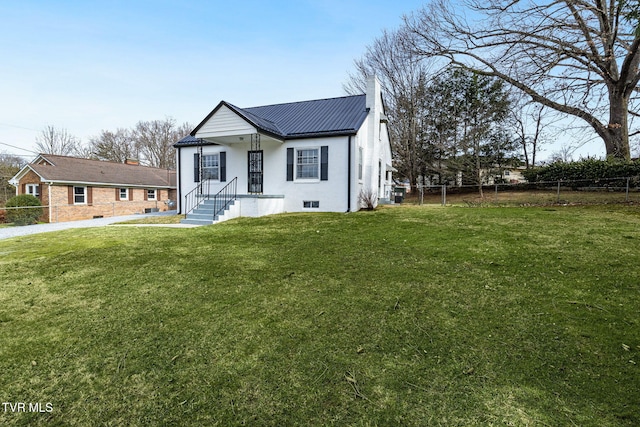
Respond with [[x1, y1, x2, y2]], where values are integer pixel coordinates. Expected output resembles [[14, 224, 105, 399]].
[[114, 214, 185, 225], [0, 205, 639, 426]]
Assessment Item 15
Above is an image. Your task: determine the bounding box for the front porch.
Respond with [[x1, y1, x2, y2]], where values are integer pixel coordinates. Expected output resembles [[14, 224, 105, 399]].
[[181, 178, 285, 225]]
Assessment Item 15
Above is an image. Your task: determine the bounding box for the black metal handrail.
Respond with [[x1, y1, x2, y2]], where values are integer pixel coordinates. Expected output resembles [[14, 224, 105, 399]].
[[183, 177, 237, 218], [210, 177, 237, 220], [183, 178, 210, 216]]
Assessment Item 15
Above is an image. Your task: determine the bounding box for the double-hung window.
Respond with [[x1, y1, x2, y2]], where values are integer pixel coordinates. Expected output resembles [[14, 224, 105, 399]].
[[202, 154, 220, 180], [119, 188, 128, 200], [296, 148, 319, 179], [26, 184, 40, 197], [74, 186, 86, 204], [147, 189, 157, 200], [287, 146, 327, 182]]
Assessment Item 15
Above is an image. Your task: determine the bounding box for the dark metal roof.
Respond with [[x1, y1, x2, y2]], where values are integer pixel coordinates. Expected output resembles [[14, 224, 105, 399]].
[[175, 135, 219, 147], [178, 94, 368, 146], [225, 102, 284, 136], [243, 95, 368, 137]]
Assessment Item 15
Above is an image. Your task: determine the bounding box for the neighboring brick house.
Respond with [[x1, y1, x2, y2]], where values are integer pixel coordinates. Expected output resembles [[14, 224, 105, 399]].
[[9, 154, 176, 223]]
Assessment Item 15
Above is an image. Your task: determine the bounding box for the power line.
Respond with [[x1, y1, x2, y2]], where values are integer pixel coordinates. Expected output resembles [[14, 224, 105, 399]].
[[0, 141, 38, 154], [0, 122, 40, 132]]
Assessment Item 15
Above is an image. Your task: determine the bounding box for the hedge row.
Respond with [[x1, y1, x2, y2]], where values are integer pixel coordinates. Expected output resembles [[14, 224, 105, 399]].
[[523, 158, 640, 182], [5, 194, 43, 225]]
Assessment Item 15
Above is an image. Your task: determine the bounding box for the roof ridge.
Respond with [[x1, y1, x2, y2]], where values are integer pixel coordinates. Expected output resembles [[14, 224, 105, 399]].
[[243, 94, 365, 110], [34, 153, 173, 171]]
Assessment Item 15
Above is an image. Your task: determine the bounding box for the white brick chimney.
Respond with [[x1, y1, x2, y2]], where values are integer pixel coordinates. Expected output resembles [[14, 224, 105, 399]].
[[364, 75, 383, 197]]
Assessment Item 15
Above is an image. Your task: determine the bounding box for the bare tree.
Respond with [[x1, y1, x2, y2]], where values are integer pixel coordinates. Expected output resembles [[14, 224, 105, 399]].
[[35, 125, 80, 156], [549, 143, 578, 163], [0, 153, 24, 204], [89, 128, 137, 163], [509, 97, 557, 169], [404, 0, 640, 160], [133, 118, 190, 169], [344, 29, 437, 191], [72, 144, 97, 159]]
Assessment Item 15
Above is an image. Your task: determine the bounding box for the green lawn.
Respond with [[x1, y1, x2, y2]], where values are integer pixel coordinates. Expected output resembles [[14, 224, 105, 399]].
[[0, 205, 639, 426], [113, 214, 185, 225]]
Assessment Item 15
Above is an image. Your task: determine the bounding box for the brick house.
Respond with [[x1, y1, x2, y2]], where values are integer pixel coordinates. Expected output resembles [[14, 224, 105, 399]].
[[9, 154, 176, 223]]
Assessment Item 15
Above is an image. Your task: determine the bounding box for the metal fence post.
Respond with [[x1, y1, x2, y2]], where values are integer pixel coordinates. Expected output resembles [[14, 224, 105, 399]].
[[442, 185, 447, 206], [557, 181, 561, 203], [625, 177, 630, 202]]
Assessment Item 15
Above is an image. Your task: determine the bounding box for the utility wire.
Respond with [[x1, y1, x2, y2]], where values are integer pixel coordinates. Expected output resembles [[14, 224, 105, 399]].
[[0, 141, 38, 154], [0, 122, 40, 132]]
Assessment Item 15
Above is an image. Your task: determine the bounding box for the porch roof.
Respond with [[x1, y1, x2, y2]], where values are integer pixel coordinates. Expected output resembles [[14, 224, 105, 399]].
[[176, 94, 368, 146]]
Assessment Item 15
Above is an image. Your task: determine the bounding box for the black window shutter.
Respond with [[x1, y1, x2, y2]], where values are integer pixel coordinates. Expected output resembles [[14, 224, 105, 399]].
[[286, 148, 294, 181], [220, 151, 226, 182], [194, 153, 200, 182], [320, 146, 329, 181]]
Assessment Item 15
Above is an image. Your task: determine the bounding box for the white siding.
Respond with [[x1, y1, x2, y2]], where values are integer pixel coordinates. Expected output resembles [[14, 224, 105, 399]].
[[278, 137, 350, 213], [176, 75, 393, 217], [176, 137, 351, 214], [195, 105, 257, 139]]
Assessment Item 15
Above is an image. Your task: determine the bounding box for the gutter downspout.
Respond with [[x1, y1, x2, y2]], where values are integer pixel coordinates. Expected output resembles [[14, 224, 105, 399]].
[[48, 183, 52, 223], [176, 147, 181, 214], [347, 135, 352, 212]]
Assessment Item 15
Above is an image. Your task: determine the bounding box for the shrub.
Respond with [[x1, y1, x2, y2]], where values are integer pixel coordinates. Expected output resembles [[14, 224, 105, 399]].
[[524, 158, 640, 183], [5, 194, 43, 225], [358, 188, 378, 210]]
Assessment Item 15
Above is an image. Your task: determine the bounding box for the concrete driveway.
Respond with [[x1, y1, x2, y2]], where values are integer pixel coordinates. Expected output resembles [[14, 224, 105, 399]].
[[0, 210, 192, 241]]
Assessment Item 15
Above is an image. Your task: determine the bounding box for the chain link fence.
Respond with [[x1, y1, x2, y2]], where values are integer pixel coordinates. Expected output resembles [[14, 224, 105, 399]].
[[408, 176, 640, 206]]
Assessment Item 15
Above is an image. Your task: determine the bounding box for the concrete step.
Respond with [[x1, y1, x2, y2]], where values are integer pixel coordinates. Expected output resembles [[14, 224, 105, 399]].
[[185, 213, 219, 221]]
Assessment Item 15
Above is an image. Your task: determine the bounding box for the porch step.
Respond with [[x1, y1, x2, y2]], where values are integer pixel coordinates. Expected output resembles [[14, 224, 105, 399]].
[[181, 200, 235, 226]]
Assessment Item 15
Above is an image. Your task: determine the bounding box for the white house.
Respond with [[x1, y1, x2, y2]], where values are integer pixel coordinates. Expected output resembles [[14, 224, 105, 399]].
[[174, 76, 394, 225]]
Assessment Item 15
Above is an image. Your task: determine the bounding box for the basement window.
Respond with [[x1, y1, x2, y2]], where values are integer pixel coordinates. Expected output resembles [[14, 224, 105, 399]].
[[303, 201, 320, 208]]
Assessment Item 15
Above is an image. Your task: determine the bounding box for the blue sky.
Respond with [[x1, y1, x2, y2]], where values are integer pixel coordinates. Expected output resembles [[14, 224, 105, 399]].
[[0, 0, 422, 158], [0, 0, 607, 161]]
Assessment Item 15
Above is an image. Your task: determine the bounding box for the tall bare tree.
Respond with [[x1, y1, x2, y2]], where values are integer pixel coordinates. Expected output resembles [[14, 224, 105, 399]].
[[344, 29, 437, 191], [133, 118, 190, 169], [35, 125, 80, 156], [404, 0, 640, 160], [89, 128, 137, 163], [509, 98, 556, 169]]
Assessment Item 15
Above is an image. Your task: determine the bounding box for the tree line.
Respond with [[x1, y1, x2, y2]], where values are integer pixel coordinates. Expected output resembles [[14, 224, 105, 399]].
[[34, 118, 191, 169], [346, 0, 640, 192]]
